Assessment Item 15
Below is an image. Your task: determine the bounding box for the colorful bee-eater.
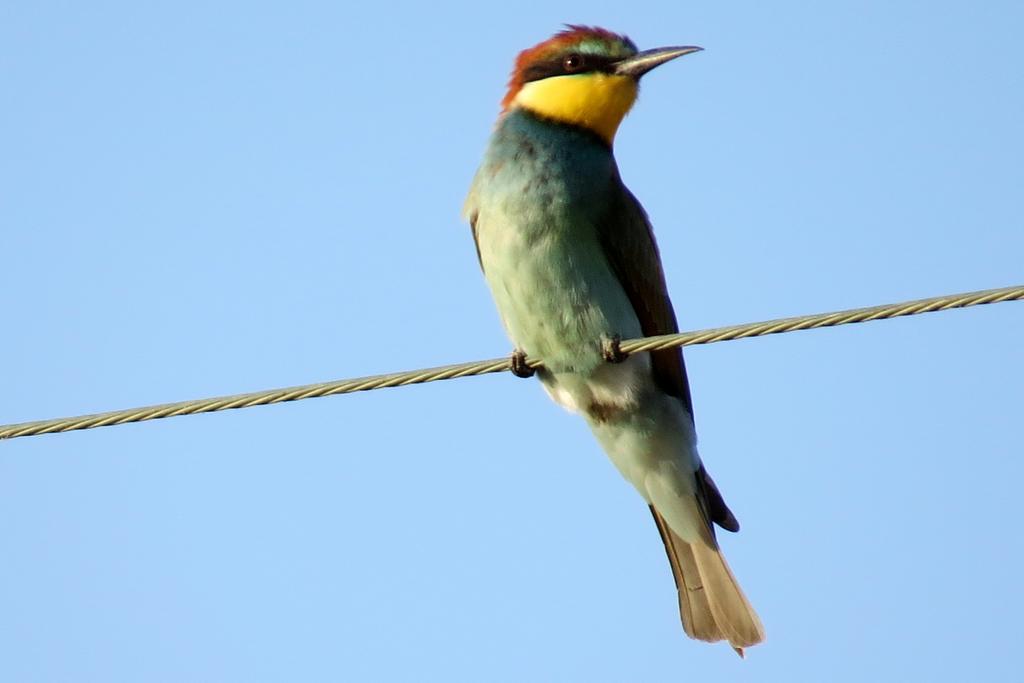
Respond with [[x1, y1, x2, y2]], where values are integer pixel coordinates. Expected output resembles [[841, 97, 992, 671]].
[[464, 26, 764, 654]]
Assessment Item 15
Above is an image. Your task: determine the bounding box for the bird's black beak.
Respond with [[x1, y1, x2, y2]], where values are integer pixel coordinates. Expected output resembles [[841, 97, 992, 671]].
[[614, 46, 703, 79]]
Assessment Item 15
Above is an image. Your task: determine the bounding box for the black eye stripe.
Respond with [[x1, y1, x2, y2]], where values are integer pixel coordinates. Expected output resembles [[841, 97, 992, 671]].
[[521, 53, 620, 84]]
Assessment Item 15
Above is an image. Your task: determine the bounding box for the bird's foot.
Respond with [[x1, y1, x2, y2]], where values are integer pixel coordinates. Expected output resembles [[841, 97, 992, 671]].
[[601, 335, 628, 364], [509, 349, 536, 378]]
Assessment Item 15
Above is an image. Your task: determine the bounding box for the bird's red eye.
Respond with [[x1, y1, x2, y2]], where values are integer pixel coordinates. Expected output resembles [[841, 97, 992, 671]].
[[562, 54, 585, 72]]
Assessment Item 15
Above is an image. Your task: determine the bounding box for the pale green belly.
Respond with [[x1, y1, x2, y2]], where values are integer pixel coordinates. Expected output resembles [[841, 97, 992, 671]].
[[477, 221, 642, 375]]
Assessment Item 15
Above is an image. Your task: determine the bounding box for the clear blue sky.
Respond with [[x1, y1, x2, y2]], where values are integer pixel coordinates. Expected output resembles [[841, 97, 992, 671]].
[[2, 2, 1022, 681]]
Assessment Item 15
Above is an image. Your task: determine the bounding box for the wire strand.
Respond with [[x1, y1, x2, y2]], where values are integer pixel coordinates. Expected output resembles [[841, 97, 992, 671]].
[[2, 284, 1021, 441]]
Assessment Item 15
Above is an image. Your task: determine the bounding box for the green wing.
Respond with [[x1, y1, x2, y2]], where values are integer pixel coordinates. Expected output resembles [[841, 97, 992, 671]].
[[599, 179, 695, 421], [599, 178, 739, 533]]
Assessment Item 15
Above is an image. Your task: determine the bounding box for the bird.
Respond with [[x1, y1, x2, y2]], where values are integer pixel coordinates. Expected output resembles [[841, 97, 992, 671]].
[[463, 26, 764, 654]]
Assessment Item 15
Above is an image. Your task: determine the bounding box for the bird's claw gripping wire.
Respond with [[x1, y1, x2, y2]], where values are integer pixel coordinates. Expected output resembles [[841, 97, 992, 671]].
[[509, 349, 536, 378], [602, 335, 628, 364]]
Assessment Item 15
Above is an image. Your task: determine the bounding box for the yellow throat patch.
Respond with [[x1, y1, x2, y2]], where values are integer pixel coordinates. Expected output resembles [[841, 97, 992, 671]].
[[513, 73, 638, 144]]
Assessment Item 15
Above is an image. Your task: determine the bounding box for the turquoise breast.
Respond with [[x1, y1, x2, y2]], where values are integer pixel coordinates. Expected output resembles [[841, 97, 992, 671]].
[[466, 110, 644, 374]]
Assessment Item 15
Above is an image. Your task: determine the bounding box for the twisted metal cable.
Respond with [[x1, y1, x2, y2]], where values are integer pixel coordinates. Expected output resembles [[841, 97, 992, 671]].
[[2, 285, 1021, 441]]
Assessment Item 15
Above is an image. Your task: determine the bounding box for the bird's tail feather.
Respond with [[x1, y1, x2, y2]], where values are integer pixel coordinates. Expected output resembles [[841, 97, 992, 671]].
[[651, 508, 765, 656]]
